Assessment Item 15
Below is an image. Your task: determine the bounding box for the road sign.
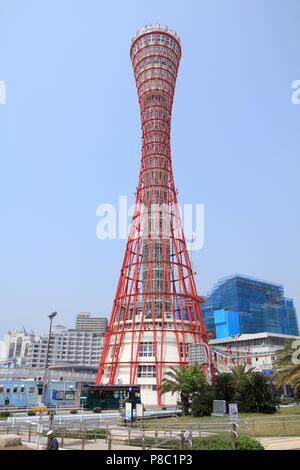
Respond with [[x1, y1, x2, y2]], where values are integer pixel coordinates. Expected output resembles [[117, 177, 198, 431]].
[[136, 403, 144, 418], [125, 402, 133, 422], [229, 403, 238, 422]]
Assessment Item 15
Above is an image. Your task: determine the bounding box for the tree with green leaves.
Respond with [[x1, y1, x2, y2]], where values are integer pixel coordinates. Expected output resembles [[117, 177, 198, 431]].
[[214, 372, 235, 404], [215, 364, 277, 413], [242, 371, 277, 413], [160, 364, 205, 415]]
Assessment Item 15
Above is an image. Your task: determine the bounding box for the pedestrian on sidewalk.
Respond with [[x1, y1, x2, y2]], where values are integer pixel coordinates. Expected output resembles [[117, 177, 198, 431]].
[[45, 430, 59, 450]]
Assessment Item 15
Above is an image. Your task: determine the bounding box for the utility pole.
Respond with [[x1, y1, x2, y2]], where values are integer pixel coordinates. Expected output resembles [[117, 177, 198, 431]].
[[234, 334, 241, 366], [41, 311, 58, 405]]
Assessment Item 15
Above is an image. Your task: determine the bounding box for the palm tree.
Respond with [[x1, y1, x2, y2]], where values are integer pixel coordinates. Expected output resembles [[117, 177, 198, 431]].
[[273, 340, 300, 392], [227, 364, 276, 413], [242, 371, 277, 413], [160, 364, 204, 416], [230, 363, 254, 388], [214, 373, 235, 404], [229, 363, 255, 405]]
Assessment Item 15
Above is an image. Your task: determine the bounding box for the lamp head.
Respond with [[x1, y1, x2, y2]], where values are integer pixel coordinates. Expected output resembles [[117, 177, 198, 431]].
[[48, 311, 58, 320]]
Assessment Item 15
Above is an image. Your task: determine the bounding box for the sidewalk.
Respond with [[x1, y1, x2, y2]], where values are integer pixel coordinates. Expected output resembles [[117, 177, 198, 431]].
[[259, 437, 300, 450], [22, 438, 142, 450]]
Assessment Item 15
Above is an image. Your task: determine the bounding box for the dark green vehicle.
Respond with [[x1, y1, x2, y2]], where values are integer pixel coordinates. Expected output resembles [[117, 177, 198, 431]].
[[80, 384, 141, 410]]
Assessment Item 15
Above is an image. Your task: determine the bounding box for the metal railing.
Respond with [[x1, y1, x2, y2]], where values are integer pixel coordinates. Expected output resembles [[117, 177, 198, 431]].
[[2, 415, 300, 450]]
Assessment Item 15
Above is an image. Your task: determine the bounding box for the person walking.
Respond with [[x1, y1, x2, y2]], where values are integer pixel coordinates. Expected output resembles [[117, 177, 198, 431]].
[[45, 430, 59, 450]]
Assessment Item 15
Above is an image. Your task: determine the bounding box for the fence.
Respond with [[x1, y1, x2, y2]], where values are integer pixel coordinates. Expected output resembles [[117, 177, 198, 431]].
[[2, 415, 300, 450], [0, 417, 244, 450]]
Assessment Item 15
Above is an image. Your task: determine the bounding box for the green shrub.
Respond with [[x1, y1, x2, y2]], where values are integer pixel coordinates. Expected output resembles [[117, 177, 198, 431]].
[[93, 407, 102, 413], [234, 434, 264, 450], [70, 409, 78, 414], [27, 410, 36, 416], [0, 411, 10, 418], [46, 428, 107, 439], [192, 434, 264, 450], [257, 403, 277, 414], [191, 384, 215, 417], [85, 428, 107, 439]]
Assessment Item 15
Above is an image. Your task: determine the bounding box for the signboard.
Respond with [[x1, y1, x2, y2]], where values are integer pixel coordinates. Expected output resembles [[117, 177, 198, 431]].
[[52, 390, 64, 401], [136, 403, 144, 418], [212, 400, 226, 416], [125, 402, 133, 422], [32, 406, 46, 413], [262, 369, 273, 375], [64, 390, 75, 400], [229, 403, 239, 423], [52, 390, 75, 400]]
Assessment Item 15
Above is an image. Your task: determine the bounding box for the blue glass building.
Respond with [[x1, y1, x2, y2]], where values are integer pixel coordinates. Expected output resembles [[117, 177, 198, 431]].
[[202, 274, 299, 338]]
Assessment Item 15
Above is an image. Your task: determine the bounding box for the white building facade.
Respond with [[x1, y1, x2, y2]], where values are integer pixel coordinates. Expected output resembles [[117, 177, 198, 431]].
[[1, 329, 36, 367], [205, 332, 300, 374], [26, 329, 104, 369]]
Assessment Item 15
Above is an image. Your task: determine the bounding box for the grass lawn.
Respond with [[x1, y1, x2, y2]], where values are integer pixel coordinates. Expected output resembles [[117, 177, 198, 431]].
[[136, 406, 300, 437]]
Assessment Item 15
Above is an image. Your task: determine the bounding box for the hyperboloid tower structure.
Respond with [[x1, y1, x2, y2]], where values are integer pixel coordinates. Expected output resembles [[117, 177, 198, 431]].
[[96, 25, 211, 405]]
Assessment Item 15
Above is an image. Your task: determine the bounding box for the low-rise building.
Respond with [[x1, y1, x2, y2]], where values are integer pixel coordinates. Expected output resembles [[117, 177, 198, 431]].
[[208, 332, 300, 374], [0, 378, 77, 407]]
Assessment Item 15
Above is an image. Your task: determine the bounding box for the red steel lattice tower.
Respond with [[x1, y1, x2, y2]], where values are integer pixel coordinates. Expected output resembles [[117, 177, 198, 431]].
[[96, 25, 211, 405]]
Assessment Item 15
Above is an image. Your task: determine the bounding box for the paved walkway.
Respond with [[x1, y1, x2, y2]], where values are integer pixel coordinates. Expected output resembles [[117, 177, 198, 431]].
[[20, 437, 300, 451], [259, 437, 300, 450], [22, 439, 142, 450]]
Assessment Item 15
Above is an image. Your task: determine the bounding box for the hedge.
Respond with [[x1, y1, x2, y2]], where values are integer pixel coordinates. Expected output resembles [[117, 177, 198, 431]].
[[192, 433, 264, 450]]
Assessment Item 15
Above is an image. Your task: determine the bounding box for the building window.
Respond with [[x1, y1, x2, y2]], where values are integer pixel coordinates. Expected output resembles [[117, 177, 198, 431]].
[[6, 388, 10, 393], [15, 337, 23, 357], [137, 365, 156, 378], [0, 385, 3, 394], [13, 386, 18, 393], [139, 342, 154, 357], [29, 387, 35, 394], [180, 343, 189, 358], [20, 385, 25, 393], [8, 342, 15, 358]]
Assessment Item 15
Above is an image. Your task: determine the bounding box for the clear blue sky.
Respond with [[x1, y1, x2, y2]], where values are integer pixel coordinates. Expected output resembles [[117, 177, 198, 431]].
[[0, 0, 299, 337]]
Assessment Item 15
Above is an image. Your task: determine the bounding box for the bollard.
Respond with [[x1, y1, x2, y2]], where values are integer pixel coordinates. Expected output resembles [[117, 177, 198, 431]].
[[180, 433, 186, 451], [231, 423, 237, 450], [128, 428, 131, 445], [282, 418, 287, 436], [28, 424, 32, 442], [142, 430, 145, 450], [82, 436, 85, 450], [107, 430, 112, 450]]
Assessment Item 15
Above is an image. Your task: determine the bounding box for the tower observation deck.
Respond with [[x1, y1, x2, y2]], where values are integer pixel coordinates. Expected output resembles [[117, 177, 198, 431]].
[[96, 25, 211, 405]]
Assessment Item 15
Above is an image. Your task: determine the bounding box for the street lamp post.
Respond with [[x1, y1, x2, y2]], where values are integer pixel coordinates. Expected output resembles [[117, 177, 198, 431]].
[[233, 334, 241, 366], [41, 311, 58, 405]]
